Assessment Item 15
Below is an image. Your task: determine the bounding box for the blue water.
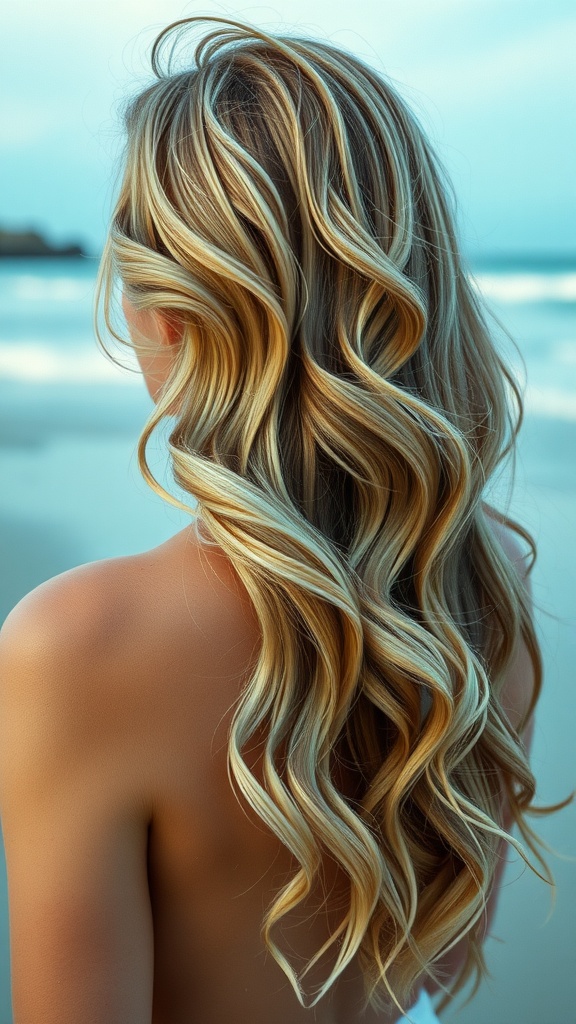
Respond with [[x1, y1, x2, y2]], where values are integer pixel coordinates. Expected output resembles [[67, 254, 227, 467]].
[[0, 257, 575, 1024], [1, 255, 575, 420]]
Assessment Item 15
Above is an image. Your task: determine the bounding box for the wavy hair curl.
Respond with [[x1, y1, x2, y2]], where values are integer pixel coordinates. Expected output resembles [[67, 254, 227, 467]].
[[96, 16, 572, 1017]]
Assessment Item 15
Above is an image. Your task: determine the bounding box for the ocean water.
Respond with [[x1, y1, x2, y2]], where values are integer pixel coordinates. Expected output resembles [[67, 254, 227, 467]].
[[0, 256, 575, 415], [0, 257, 575, 1024]]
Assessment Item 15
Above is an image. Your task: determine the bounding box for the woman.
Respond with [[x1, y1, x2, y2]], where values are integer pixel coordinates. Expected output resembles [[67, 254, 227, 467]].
[[0, 16, 571, 1024]]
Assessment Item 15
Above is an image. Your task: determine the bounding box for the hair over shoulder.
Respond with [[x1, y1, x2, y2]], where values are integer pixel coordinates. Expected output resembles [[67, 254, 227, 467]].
[[96, 16, 573, 1017]]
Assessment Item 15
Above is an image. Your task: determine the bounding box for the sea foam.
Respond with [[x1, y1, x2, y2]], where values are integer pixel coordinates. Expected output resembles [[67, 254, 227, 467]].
[[471, 272, 576, 304], [0, 343, 140, 384]]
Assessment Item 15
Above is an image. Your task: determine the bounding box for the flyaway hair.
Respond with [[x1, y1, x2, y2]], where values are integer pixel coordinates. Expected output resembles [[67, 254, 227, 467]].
[[95, 16, 573, 1017]]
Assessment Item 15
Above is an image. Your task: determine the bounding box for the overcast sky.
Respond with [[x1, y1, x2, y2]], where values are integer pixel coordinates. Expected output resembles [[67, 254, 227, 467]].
[[2, 0, 575, 256]]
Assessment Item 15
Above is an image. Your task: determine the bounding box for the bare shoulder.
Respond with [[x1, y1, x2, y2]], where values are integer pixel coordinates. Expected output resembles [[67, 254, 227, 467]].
[[0, 542, 156, 676], [0, 522, 239, 649], [0, 531, 159, 707], [0, 522, 258, 729], [0, 545, 155, 768]]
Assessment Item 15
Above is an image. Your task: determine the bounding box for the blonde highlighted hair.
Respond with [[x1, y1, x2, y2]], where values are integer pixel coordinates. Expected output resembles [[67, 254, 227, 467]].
[[96, 16, 572, 1017]]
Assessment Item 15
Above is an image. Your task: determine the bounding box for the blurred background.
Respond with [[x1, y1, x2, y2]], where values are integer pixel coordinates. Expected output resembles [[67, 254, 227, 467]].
[[1, 1, 575, 1021]]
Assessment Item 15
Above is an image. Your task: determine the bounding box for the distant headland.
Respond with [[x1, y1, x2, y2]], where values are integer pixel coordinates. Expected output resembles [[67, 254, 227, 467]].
[[0, 227, 86, 258]]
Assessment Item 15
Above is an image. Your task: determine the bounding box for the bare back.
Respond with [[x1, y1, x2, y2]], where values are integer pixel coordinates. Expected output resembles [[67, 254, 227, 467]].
[[106, 522, 424, 1024], [96, 516, 532, 1024]]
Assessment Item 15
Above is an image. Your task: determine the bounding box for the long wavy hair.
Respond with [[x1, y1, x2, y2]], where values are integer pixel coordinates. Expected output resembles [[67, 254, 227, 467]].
[[95, 16, 572, 1017]]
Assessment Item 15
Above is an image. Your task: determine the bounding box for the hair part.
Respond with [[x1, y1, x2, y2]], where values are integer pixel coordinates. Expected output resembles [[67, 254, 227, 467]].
[[95, 15, 573, 1016]]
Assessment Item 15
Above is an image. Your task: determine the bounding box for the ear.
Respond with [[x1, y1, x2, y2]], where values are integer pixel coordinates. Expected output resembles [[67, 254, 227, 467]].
[[122, 292, 183, 349], [153, 309, 184, 347]]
